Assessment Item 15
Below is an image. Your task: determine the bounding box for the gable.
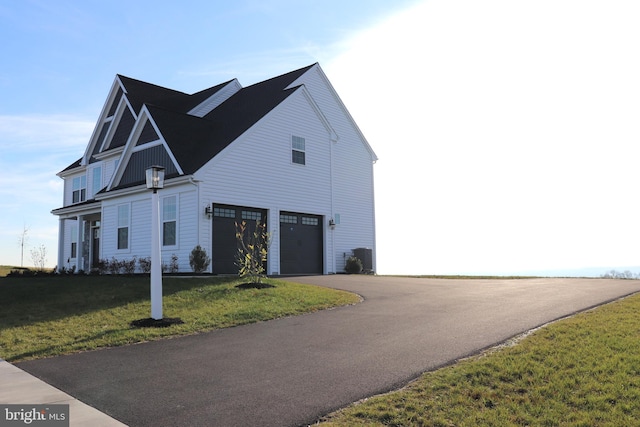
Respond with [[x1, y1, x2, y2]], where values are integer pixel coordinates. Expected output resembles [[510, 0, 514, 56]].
[[288, 64, 378, 162], [135, 121, 160, 146], [108, 106, 135, 149], [119, 144, 179, 188], [106, 108, 183, 191]]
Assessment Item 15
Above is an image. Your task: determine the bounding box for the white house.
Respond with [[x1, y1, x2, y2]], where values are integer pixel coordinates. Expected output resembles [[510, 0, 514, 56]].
[[52, 63, 377, 275]]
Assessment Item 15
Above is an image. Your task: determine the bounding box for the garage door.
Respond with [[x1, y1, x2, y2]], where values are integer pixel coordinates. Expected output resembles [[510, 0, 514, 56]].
[[280, 211, 323, 275], [212, 204, 267, 275]]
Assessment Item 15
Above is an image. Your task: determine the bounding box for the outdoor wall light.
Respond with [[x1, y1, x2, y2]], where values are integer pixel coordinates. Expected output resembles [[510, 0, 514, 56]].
[[145, 165, 165, 192], [329, 219, 336, 230], [205, 205, 213, 219]]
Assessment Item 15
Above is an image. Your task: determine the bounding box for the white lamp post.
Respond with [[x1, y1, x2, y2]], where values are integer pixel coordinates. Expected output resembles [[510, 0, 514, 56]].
[[146, 165, 165, 320]]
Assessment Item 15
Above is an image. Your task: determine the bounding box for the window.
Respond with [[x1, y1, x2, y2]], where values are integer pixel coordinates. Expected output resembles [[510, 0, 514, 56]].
[[70, 226, 78, 259], [301, 217, 319, 226], [214, 207, 235, 218], [242, 210, 262, 221], [292, 135, 306, 165], [92, 167, 102, 197], [117, 204, 129, 250], [280, 214, 297, 224], [72, 176, 87, 203], [162, 196, 177, 246]]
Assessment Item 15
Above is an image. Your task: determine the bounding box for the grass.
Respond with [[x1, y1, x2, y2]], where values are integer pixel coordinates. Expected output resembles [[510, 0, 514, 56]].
[[320, 292, 640, 426], [0, 275, 359, 362], [0, 266, 25, 277]]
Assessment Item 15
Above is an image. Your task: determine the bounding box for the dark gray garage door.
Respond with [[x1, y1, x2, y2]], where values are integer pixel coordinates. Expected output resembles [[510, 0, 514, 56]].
[[212, 204, 267, 275], [280, 211, 323, 275]]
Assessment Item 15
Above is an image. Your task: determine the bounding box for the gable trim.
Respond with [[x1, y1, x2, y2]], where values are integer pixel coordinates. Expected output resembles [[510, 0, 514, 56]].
[[81, 78, 125, 165], [290, 64, 378, 162], [108, 107, 183, 191], [297, 85, 339, 143]]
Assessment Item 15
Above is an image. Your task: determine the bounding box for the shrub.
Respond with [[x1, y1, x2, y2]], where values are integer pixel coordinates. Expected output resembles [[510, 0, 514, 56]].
[[189, 245, 210, 274], [138, 257, 151, 274], [159, 254, 180, 274], [57, 265, 77, 275], [345, 256, 363, 274], [169, 254, 179, 273], [7, 268, 37, 277], [107, 257, 122, 275], [95, 259, 108, 275], [121, 257, 137, 275]]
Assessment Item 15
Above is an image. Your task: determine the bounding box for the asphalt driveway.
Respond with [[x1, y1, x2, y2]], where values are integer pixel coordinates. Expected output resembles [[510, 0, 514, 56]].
[[16, 276, 640, 426]]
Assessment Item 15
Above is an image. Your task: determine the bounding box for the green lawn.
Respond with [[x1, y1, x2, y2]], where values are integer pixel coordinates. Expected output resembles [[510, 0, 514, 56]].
[[321, 292, 640, 426], [0, 275, 359, 362]]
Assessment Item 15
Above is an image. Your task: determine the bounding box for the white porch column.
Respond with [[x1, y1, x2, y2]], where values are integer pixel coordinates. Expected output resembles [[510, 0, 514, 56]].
[[77, 215, 85, 272], [57, 218, 65, 272]]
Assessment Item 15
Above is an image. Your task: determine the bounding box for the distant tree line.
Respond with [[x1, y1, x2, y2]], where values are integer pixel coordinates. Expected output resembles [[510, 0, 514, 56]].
[[600, 270, 639, 279]]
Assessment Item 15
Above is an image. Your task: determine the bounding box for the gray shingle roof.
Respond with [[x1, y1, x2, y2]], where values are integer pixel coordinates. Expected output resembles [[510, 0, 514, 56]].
[[59, 64, 315, 176]]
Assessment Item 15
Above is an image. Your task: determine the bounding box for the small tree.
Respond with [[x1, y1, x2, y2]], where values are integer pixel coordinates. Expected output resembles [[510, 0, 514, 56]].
[[235, 220, 271, 285], [189, 245, 210, 273], [30, 244, 47, 271]]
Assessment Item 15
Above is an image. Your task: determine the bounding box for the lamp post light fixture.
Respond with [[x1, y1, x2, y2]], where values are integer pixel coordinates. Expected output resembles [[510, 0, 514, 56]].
[[146, 165, 165, 320]]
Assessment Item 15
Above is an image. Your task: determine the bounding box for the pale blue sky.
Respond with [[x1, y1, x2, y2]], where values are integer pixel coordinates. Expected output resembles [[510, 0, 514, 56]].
[[2, 1, 640, 276]]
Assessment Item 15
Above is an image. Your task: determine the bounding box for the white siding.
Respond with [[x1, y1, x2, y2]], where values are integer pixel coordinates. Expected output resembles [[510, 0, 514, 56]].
[[196, 89, 334, 274], [101, 183, 197, 272], [63, 64, 376, 276], [59, 219, 78, 270], [291, 66, 377, 272]]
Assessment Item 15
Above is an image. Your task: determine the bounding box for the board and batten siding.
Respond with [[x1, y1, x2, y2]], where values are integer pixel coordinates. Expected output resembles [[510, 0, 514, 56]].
[[195, 88, 334, 274], [290, 66, 377, 272], [100, 183, 197, 272]]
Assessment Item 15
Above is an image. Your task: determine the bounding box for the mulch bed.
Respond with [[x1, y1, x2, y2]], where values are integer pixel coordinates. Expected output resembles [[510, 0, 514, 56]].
[[235, 282, 275, 289], [130, 317, 184, 328]]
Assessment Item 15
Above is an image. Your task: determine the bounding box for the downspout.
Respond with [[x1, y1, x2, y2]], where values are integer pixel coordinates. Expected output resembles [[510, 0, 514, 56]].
[[329, 137, 336, 274]]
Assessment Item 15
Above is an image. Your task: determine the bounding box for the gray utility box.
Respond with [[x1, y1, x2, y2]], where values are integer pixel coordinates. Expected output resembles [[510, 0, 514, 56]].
[[353, 247, 373, 273]]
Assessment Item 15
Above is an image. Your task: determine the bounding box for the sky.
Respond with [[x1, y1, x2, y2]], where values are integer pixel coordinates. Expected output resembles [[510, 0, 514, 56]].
[[1, 0, 639, 276]]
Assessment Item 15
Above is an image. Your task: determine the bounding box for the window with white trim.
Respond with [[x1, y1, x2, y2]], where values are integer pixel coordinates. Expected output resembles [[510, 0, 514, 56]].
[[72, 176, 87, 203], [117, 204, 129, 250], [292, 135, 306, 165], [92, 167, 102, 197], [70, 226, 78, 259], [162, 196, 177, 246]]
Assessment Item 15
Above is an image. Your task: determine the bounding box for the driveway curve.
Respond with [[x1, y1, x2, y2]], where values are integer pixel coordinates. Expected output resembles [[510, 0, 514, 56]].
[[16, 276, 640, 427]]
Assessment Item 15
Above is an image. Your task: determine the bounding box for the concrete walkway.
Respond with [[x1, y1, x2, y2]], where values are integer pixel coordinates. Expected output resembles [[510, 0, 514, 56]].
[[10, 276, 640, 426], [0, 358, 126, 426]]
